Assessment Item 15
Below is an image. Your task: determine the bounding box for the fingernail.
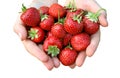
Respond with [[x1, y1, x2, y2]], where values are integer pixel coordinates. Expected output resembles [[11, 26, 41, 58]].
[[18, 33, 22, 40]]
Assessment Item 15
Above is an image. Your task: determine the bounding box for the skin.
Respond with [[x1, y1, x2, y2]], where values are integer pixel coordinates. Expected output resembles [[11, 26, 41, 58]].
[[14, 0, 108, 70]]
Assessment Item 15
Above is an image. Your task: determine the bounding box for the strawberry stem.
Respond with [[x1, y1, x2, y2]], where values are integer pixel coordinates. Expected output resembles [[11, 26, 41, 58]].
[[86, 8, 106, 22], [65, 0, 77, 12], [57, 10, 65, 24], [73, 11, 84, 23], [94, 8, 106, 18], [21, 4, 27, 12], [65, 43, 72, 49], [48, 46, 60, 57]]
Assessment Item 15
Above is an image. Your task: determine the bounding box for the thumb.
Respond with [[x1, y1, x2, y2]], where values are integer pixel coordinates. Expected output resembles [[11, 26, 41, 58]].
[[83, 0, 108, 27], [13, 14, 27, 40], [99, 11, 108, 27]]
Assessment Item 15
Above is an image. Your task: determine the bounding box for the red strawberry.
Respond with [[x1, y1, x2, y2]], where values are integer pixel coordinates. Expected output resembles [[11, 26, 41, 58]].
[[49, 3, 66, 19], [66, 9, 84, 18], [46, 32, 54, 37], [43, 36, 62, 57], [63, 34, 72, 46], [28, 27, 45, 43], [64, 13, 84, 35], [38, 6, 49, 14], [83, 8, 106, 35], [20, 4, 40, 26], [51, 23, 66, 39], [40, 14, 54, 31], [71, 33, 90, 51], [59, 48, 77, 66]]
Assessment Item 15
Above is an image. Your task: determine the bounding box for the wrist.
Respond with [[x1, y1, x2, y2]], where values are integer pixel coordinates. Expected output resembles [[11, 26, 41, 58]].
[[30, 0, 58, 8]]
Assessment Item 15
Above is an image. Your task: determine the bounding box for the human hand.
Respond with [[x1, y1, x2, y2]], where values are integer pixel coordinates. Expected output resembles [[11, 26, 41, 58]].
[[13, 0, 59, 70], [64, 0, 108, 68]]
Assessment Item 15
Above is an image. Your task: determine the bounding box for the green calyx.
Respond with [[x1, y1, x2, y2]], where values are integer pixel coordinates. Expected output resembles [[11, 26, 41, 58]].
[[86, 8, 106, 23], [28, 28, 38, 40], [57, 10, 65, 24], [21, 4, 27, 12], [65, 0, 77, 12], [40, 14, 48, 21], [48, 46, 60, 57], [72, 11, 84, 23]]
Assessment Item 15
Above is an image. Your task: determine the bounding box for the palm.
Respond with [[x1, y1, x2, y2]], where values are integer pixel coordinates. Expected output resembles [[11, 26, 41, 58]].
[[14, 0, 108, 70]]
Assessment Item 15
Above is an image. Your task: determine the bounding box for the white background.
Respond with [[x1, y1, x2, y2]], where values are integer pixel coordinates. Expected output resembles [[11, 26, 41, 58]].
[[0, 0, 120, 78]]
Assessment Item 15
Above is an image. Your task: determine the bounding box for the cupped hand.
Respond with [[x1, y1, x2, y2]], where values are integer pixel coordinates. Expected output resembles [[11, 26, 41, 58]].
[[65, 0, 108, 68], [13, 0, 59, 70]]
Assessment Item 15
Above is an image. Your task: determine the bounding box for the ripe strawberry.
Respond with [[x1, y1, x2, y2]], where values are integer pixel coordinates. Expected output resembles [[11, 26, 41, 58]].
[[66, 9, 84, 18], [40, 14, 54, 31], [28, 27, 45, 43], [63, 34, 72, 46], [71, 33, 90, 51], [49, 3, 66, 19], [46, 32, 54, 37], [38, 6, 49, 14], [83, 8, 106, 35], [43, 36, 62, 57], [64, 12, 84, 35], [20, 4, 40, 26], [59, 48, 77, 66], [51, 23, 66, 39]]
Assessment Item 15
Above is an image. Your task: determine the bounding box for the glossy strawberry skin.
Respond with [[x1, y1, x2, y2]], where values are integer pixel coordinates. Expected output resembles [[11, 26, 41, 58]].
[[83, 17, 99, 35], [28, 27, 45, 43], [21, 7, 40, 26], [59, 48, 77, 66], [71, 33, 90, 51], [49, 3, 66, 19], [40, 15, 54, 31], [64, 17, 83, 35], [38, 6, 49, 14], [43, 36, 62, 52], [63, 34, 72, 46], [51, 23, 66, 39], [66, 9, 84, 18]]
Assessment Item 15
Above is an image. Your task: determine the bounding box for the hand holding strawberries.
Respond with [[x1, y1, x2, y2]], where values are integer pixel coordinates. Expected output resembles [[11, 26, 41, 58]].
[[14, 0, 108, 70]]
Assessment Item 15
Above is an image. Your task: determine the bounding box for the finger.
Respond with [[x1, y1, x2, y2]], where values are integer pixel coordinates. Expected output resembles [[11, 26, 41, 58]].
[[43, 57, 54, 70], [30, 0, 58, 8], [13, 14, 27, 40], [22, 40, 49, 62], [69, 63, 76, 69], [76, 51, 86, 67], [52, 57, 60, 68], [83, 0, 108, 27], [99, 12, 108, 27], [86, 30, 100, 57]]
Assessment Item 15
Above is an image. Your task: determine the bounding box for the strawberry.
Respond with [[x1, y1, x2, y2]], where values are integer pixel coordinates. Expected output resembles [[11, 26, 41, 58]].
[[51, 23, 66, 39], [64, 12, 84, 35], [20, 4, 40, 26], [71, 33, 90, 51], [59, 48, 77, 66], [66, 9, 84, 18], [63, 34, 72, 46], [28, 27, 45, 43], [40, 14, 54, 31], [38, 6, 49, 15], [43, 36, 62, 57], [49, 3, 66, 19], [83, 8, 106, 35]]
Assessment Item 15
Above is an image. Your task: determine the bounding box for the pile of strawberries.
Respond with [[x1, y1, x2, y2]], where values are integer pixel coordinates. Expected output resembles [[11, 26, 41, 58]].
[[20, 1, 103, 66]]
